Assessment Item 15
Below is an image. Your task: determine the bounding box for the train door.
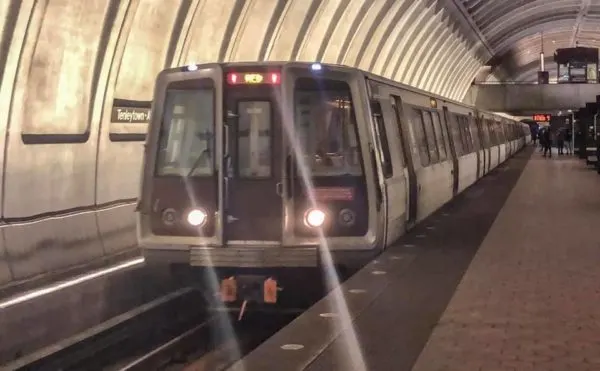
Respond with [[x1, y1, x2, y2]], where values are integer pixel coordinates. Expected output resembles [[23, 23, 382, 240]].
[[392, 96, 418, 228], [370, 100, 396, 245], [442, 107, 459, 196], [223, 86, 284, 244]]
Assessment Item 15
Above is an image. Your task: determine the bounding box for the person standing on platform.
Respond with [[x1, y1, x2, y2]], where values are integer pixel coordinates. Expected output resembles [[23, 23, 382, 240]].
[[538, 129, 545, 152], [557, 129, 565, 155], [543, 128, 552, 158], [565, 128, 573, 155]]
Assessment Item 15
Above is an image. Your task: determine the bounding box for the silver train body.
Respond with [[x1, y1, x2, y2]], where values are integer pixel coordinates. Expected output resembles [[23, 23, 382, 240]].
[[137, 62, 528, 274]]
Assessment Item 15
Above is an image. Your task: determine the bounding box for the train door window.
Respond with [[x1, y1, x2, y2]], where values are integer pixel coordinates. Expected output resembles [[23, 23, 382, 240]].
[[294, 78, 362, 176], [489, 121, 495, 146], [371, 102, 393, 178], [460, 116, 473, 153], [480, 120, 490, 147], [431, 111, 447, 161], [411, 108, 430, 167], [498, 122, 506, 142], [449, 113, 463, 156], [422, 111, 439, 164], [237, 101, 272, 178], [483, 120, 491, 145], [489, 120, 498, 145], [156, 85, 215, 176], [391, 97, 408, 168], [469, 118, 481, 150]]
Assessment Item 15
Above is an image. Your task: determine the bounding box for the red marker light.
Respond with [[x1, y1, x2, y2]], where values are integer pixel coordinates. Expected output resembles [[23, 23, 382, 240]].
[[270, 72, 281, 84], [227, 73, 239, 84]]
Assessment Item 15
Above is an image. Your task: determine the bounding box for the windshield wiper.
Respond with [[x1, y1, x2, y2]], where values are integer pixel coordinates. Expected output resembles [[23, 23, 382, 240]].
[[187, 150, 210, 177]]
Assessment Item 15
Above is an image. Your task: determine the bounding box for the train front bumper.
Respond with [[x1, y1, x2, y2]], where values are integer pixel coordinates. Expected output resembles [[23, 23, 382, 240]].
[[142, 244, 379, 269], [190, 246, 319, 268]]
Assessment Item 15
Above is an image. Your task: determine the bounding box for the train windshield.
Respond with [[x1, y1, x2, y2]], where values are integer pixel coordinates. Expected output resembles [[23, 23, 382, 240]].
[[293, 78, 362, 176], [155, 80, 215, 177]]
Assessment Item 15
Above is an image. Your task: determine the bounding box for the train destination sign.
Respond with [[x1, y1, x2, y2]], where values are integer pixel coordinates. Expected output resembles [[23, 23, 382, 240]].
[[111, 107, 151, 123], [532, 113, 551, 122]]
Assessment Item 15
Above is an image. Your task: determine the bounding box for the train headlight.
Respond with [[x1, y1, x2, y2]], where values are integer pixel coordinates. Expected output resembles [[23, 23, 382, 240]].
[[187, 209, 207, 227], [304, 208, 326, 228]]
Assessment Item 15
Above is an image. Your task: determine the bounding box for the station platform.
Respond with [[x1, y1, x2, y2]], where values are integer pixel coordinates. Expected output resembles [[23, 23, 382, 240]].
[[229, 145, 600, 371]]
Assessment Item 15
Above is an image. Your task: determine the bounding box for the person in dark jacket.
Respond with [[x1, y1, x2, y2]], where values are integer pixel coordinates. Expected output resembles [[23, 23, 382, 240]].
[[543, 128, 552, 158], [557, 129, 565, 155], [564, 128, 573, 155]]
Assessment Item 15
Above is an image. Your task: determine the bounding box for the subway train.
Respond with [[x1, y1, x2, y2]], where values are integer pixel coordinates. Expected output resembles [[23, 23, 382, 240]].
[[136, 62, 529, 304]]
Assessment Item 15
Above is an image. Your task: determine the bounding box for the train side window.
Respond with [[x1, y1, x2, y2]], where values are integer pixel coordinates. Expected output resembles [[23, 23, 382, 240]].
[[431, 111, 447, 161], [422, 111, 439, 164], [237, 101, 272, 178], [293, 78, 363, 177], [156, 86, 215, 176], [411, 108, 430, 167], [371, 102, 393, 178], [449, 113, 464, 156]]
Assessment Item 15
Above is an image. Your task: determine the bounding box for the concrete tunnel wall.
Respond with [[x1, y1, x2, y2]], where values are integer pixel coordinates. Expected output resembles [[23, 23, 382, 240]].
[[0, 0, 487, 289]]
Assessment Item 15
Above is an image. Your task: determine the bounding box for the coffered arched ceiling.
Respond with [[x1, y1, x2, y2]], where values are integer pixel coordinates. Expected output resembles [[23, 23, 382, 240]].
[[2, 0, 599, 118], [459, 0, 600, 81]]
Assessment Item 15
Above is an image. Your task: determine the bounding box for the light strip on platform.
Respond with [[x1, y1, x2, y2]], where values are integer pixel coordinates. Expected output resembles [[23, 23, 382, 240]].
[[0, 257, 145, 310]]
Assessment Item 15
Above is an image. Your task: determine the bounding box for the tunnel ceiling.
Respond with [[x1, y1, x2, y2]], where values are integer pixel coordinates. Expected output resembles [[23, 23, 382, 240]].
[[2, 0, 598, 113], [459, 0, 600, 81], [0, 0, 496, 105]]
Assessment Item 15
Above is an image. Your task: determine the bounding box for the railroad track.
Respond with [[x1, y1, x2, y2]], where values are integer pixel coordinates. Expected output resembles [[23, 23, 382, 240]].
[[3, 288, 302, 371], [4, 288, 206, 370]]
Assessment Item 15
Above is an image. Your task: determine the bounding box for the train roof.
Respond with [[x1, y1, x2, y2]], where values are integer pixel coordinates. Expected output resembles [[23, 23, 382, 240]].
[[161, 61, 520, 124]]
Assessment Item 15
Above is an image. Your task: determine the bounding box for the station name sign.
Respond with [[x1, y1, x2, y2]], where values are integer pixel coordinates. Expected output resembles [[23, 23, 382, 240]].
[[532, 114, 551, 122], [111, 107, 151, 123]]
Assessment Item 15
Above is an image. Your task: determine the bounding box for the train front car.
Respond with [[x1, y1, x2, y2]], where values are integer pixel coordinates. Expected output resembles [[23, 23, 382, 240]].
[[137, 62, 380, 305]]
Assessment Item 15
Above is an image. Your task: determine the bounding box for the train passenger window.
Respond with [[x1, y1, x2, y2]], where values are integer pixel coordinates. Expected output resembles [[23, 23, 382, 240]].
[[156, 86, 215, 176], [411, 108, 430, 167], [294, 78, 362, 176], [422, 111, 439, 164], [449, 114, 463, 156], [237, 101, 272, 178], [431, 111, 447, 161]]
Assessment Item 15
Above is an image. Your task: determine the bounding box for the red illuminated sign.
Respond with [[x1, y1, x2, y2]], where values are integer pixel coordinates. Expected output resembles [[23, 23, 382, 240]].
[[227, 72, 281, 85], [314, 187, 354, 201], [533, 114, 551, 122]]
